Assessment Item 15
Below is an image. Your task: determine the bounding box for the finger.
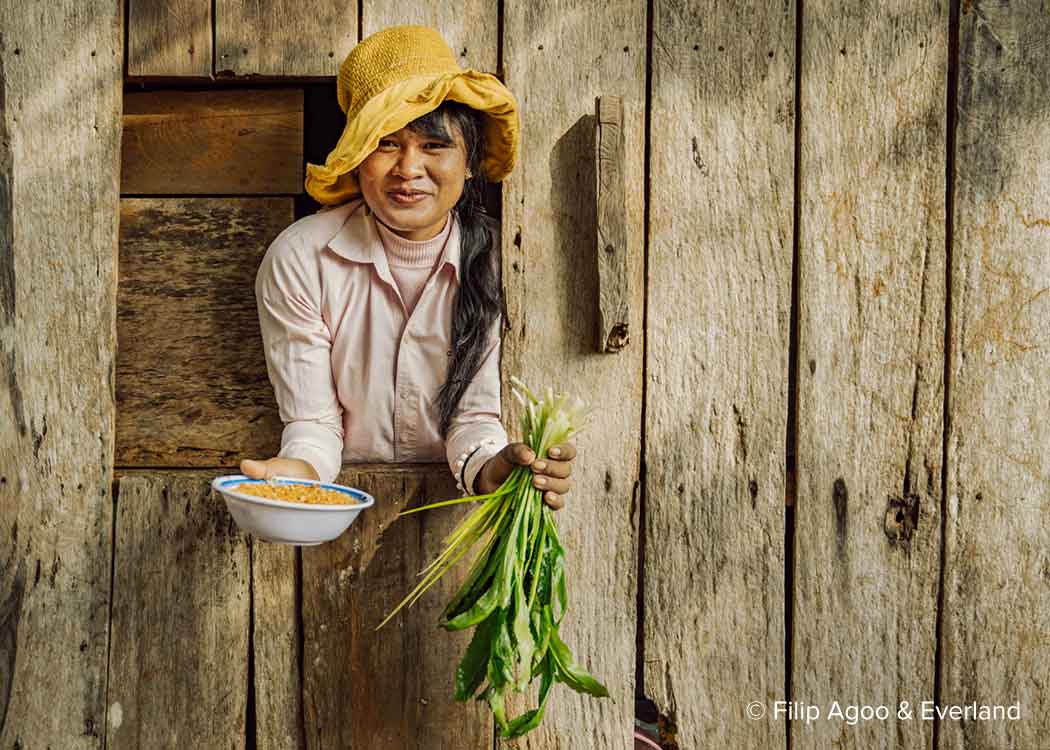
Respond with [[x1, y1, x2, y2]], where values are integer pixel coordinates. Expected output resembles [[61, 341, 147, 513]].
[[547, 443, 577, 461], [531, 459, 572, 479], [543, 491, 565, 510], [533, 475, 571, 495], [240, 459, 267, 479], [504, 442, 536, 467]]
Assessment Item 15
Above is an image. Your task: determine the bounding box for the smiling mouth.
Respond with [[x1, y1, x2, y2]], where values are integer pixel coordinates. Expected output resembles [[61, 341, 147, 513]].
[[388, 189, 429, 205]]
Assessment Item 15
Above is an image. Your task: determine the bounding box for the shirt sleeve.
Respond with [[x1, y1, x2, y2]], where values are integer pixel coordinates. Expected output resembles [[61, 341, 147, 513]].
[[445, 316, 509, 495], [255, 230, 345, 484]]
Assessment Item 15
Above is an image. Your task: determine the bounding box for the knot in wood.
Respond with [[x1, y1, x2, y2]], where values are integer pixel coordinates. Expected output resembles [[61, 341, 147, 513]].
[[883, 493, 920, 548]]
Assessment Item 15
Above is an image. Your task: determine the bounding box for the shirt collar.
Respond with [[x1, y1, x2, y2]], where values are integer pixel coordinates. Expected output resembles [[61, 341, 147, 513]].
[[327, 201, 462, 284]]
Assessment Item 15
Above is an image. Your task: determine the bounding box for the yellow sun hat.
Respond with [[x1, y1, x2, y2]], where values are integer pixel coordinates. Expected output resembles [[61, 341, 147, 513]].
[[304, 25, 520, 206]]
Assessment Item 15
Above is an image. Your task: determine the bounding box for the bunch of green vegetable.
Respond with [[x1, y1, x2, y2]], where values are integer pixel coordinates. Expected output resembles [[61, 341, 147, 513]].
[[377, 377, 609, 737]]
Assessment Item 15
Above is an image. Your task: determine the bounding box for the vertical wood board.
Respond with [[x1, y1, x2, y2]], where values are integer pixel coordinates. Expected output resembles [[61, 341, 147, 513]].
[[502, 3, 646, 746], [216, 0, 356, 77], [362, 1, 497, 73], [128, 0, 211, 77], [941, 3, 1050, 748], [0, 1, 122, 746], [795, 3, 948, 748], [301, 466, 489, 749], [106, 473, 250, 749], [644, 1, 794, 747], [253, 540, 304, 750]]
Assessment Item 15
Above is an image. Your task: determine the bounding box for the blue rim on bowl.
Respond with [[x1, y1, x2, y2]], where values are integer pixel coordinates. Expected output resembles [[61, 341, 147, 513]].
[[211, 474, 375, 511]]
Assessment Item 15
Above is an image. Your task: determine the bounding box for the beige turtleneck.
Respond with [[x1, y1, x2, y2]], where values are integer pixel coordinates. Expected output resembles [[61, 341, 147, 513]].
[[375, 214, 453, 316]]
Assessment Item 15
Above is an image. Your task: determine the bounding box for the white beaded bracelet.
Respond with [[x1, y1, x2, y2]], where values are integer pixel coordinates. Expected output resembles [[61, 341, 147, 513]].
[[455, 438, 500, 495]]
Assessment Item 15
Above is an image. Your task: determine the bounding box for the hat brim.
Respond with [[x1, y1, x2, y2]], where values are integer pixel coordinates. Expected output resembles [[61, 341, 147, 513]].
[[305, 71, 519, 206]]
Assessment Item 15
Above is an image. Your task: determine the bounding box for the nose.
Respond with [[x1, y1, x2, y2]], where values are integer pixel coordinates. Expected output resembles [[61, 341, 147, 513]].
[[392, 144, 425, 178]]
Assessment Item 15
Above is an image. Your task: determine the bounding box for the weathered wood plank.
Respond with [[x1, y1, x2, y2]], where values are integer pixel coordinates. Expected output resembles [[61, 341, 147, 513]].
[[362, 5, 497, 73], [412, 469, 491, 749], [595, 95, 629, 353], [215, 1, 355, 77], [0, 0, 121, 746], [301, 467, 489, 749], [128, 0, 211, 78], [121, 90, 304, 195], [645, 2, 793, 747], [116, 197, 292, 467], [253, 540, 304, 750], [795, 3, 948, 748], [106, 472, 250, 748], [942, 3, 1050, 748], [501, 3, 646, 746]]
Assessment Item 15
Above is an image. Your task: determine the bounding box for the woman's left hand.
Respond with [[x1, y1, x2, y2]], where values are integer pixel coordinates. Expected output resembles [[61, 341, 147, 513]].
[[475, 442, 577, 510]]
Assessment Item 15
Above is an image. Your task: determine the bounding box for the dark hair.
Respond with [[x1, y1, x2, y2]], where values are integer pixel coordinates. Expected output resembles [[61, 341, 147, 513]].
[[405, 101, 504, 437]]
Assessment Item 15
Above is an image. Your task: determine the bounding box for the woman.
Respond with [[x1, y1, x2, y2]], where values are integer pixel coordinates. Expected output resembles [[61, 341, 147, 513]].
[[239, 25, 575, 508]]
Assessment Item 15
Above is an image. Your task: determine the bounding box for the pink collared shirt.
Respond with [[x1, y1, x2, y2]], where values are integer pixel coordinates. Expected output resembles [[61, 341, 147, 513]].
[[253, 198, 507, 493]]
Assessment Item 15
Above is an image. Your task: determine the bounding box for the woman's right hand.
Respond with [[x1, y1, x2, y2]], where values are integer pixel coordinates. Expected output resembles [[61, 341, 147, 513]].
[[239, 457, 320, 482]]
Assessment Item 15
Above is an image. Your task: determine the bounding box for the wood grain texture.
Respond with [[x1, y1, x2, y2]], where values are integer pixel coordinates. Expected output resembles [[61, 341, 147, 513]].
[[121, 89, 304, 195], [0, 0, 121, 746], [253, 540, 304, 750], [301, 466, 489, 749], [362, 1, 497, 73], [128, 0, 211, 77], [942, 3, 1050, 748], [215, 0, 356, 77], [595, 96, 629, 353], [501, 2, 646, 746], [645, 2, 793, 747], [106, 472, 250, 749], [795, 2, 948, 748], [116, 197, 292, 467]]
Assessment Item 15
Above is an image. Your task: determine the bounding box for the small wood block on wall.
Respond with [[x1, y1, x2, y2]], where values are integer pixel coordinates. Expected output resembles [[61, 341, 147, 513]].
[[116, 197, 292, 467], [122, 89, 304, 195]]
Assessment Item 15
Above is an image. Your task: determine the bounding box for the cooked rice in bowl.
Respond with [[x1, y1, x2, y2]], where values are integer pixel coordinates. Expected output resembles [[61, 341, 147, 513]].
[[230, 481, 360, 506]]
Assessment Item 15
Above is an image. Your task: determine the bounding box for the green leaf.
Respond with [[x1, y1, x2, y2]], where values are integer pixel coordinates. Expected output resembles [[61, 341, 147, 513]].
[[549, 628, 610, 698], [441, 573, 504, 631], [441, 495, 523, 630], [454, 612, 499, 701], [482, 685, 509, 735], [549, 535, 568, 627], [485, 609, 514, 684], [501, 652, 556, 738], [440, 526, 503, 623], [529, 604, 553, 678], [511, 570, 535, 692]]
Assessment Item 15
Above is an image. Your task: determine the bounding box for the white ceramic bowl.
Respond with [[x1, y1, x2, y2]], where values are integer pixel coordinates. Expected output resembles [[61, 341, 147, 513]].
[[211, 474, 375, 546]]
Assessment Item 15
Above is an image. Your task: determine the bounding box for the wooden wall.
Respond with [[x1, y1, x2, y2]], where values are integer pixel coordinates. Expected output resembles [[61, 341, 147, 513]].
[[1, 0, 1048, 748], [0, 1, 122, 749]]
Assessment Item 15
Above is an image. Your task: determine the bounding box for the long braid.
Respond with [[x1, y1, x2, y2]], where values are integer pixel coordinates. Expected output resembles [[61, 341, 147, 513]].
[[406, 102, 504, 436]]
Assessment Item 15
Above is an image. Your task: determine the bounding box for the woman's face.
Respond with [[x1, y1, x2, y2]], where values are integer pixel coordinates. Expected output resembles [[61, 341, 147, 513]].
[[357, 116, 470, 241]]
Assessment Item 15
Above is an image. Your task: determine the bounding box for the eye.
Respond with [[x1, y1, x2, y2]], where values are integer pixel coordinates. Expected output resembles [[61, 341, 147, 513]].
[[377, 139, 398, 150], [424, 140, 451, 150]]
